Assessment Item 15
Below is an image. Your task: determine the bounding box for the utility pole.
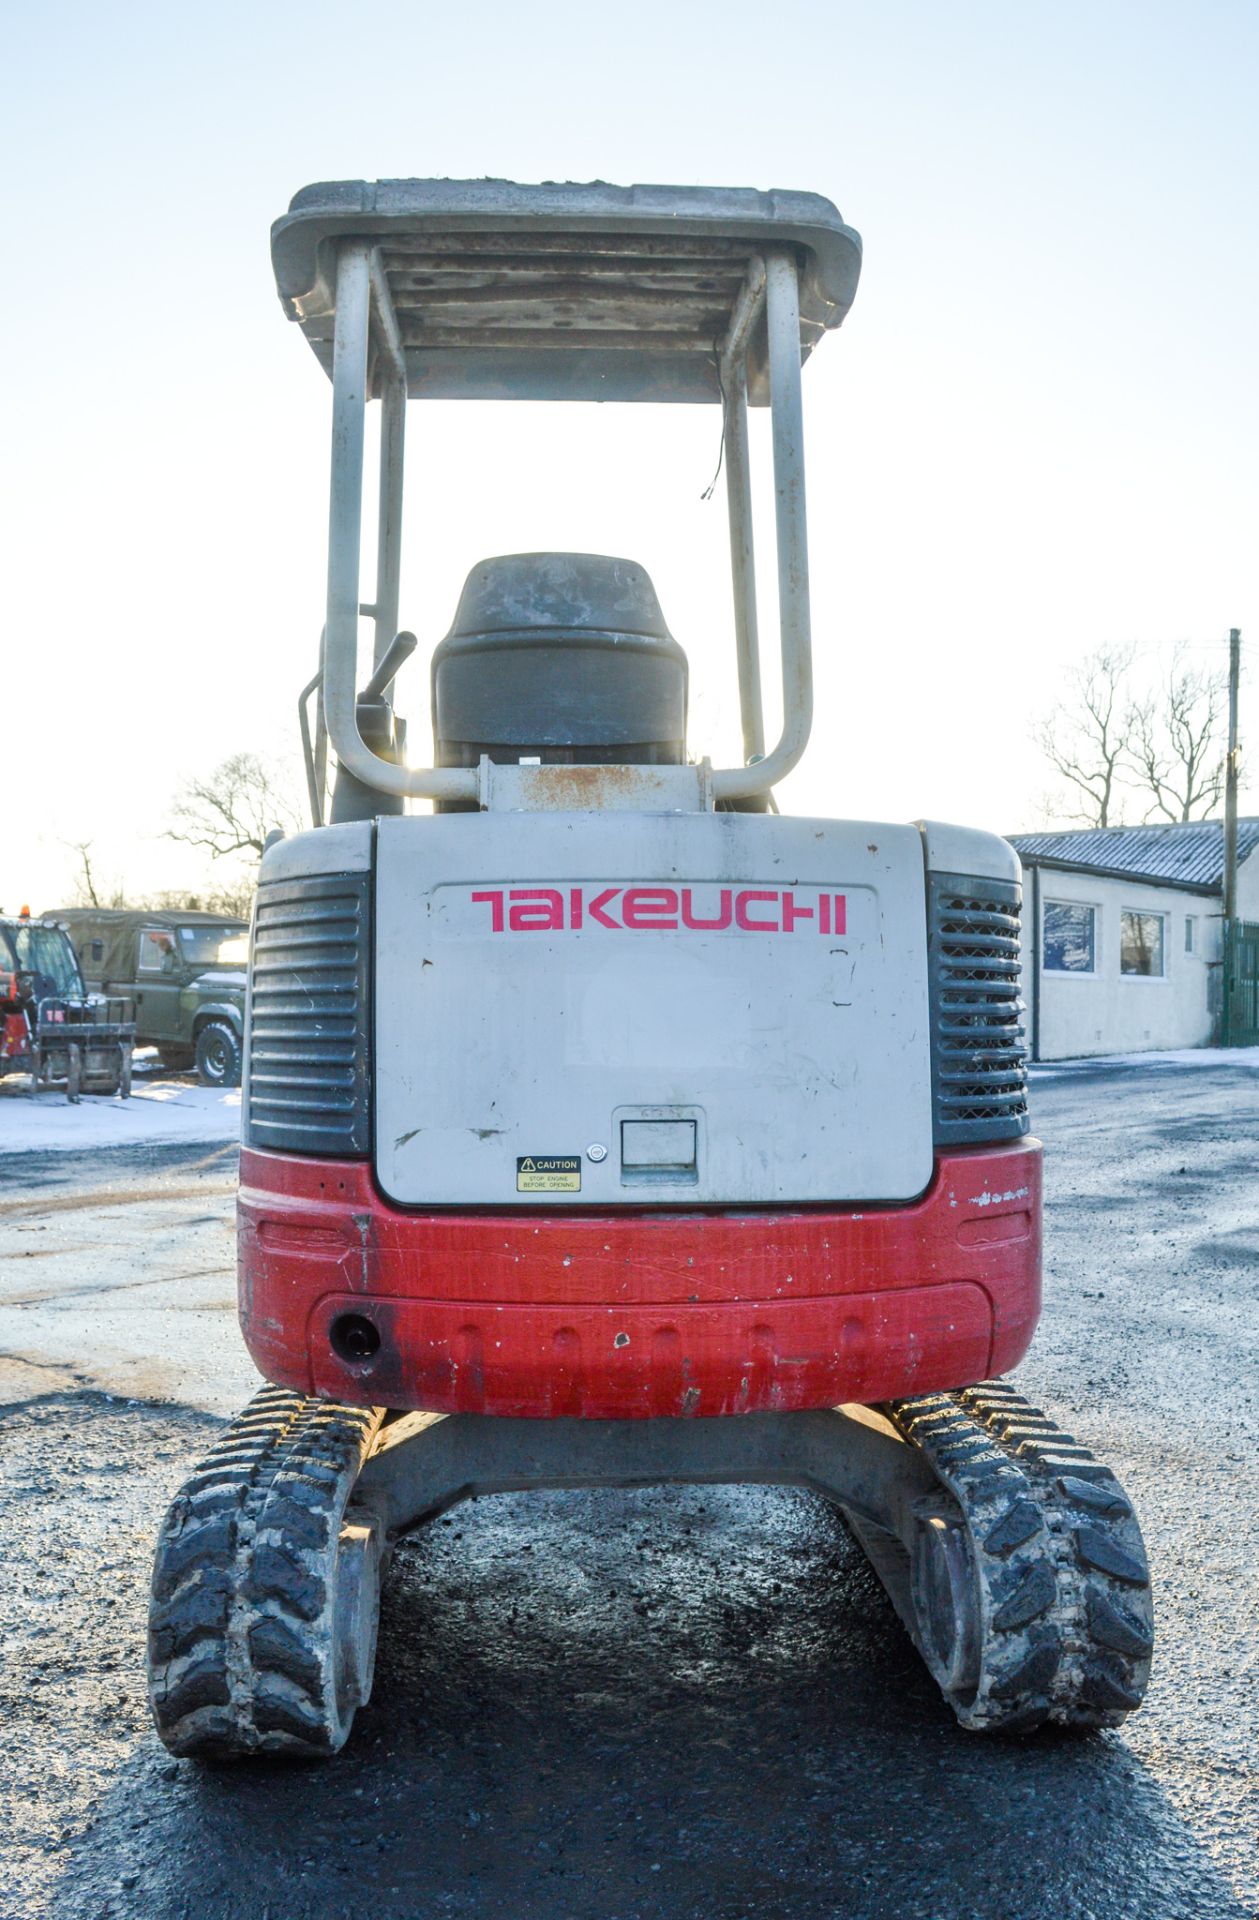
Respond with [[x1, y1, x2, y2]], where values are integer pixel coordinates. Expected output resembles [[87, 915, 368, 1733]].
[[1222, 627, 1241, 1043]]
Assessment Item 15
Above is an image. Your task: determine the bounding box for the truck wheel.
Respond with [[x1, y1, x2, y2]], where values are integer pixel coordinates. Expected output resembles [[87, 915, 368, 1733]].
[[195, 1022, 242, 1088]]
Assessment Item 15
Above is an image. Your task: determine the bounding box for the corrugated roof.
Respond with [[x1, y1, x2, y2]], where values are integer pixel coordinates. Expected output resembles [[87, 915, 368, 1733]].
[[1007, 819, 1259, 892]]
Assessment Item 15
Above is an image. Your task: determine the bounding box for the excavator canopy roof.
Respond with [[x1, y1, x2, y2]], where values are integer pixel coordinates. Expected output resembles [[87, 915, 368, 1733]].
[[270, 178, 862, 404]]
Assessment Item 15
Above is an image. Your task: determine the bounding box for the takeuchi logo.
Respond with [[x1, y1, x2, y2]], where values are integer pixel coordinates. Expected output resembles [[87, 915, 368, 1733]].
[[469, 885, 847, 934]]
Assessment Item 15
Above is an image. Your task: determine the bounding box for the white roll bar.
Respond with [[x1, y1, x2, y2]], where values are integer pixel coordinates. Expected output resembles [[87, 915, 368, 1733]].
[[323, 242, 476, 805], [319, 241, 815, 806]]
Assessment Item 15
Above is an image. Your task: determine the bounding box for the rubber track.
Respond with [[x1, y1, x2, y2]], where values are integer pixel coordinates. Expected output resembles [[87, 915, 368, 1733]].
[[148, 1384, 385, 1758], [887, 1382, 1153, 1732]]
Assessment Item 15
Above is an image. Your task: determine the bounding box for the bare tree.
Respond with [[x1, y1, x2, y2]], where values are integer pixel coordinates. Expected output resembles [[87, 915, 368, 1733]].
[[142, 881, 257, 918], [63, 840, 127, 909], [1033, 645, 1136, 827], [1127, 646, 1226, 821], [166, 753, 302, 863], [69, 841, 101, 908]]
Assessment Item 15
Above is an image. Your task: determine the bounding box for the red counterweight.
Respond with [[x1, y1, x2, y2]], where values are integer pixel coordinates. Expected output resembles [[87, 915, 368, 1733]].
[[238, 1139, 1042, 1419]]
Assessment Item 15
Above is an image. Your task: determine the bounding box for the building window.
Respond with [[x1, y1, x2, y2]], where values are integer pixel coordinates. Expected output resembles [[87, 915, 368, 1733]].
[[1120, 910, 1165, 977], [1043, 901, 1097, 973], [1185, 916, 1196, 954]]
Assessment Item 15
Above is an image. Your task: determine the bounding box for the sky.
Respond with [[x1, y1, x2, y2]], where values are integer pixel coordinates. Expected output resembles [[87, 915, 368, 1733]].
[[2, 0, 1256, 911]]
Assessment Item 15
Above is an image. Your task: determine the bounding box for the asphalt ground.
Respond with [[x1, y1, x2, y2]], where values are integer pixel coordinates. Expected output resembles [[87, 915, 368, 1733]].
[[0, 1062, 1255, 1920]]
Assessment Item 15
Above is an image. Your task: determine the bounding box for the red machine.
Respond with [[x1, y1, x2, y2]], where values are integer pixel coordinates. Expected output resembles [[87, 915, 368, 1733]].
[[148, 181, 1152, 1760], [0, 912, 133, 1100], [237, 1142, 1042, 1420]]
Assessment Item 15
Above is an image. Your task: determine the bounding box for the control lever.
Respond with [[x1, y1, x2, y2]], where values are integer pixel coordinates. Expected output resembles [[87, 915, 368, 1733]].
[[362, 630, 417, 704]]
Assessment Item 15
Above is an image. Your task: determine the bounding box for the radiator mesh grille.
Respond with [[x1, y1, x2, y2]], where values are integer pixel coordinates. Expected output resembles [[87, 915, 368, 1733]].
[[929, 872, 1029, 1144], [244, 871, 371, 1157]]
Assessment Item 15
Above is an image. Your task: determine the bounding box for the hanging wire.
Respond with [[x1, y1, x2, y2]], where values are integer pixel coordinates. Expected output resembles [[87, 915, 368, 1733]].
[[700, 336, 728, 501]]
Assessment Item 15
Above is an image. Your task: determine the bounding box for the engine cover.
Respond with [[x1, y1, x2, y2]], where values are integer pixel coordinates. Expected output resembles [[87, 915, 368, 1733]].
[[374, 812, 932, 1207]]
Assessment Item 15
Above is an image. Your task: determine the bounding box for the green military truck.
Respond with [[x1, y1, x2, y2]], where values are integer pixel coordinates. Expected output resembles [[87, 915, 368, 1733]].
[[53, 908, 248, 1086]]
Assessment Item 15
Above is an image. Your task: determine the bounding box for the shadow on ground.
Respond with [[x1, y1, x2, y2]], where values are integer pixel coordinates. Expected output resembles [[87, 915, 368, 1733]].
[[53, 1479, 1246, 1920]]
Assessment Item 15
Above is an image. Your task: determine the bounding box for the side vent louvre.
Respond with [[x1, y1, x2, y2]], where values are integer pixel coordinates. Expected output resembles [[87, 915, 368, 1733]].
[[928, 870, 1029, 1145], [244, 871, 371, 1157]]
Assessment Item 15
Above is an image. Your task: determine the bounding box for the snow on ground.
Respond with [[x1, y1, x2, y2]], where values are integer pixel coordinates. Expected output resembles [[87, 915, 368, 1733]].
[[1031, 1045, 1259, 1076], [0, 1069, 240, 1155], [3, 1044, 1255, 1155]]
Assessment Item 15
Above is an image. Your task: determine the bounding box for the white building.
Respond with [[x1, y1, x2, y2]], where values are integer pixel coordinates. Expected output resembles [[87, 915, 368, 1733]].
[[1008, 820, 1259, 1061]]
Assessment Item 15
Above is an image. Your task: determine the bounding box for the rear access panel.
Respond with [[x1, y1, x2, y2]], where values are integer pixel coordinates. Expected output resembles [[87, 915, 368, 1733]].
[[374, 813, 931, 1207]]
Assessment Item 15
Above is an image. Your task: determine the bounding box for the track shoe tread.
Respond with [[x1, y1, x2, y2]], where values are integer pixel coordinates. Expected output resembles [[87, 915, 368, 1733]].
[[147, 1387, 384, 1759], [886, 1381, 1152, 1732]]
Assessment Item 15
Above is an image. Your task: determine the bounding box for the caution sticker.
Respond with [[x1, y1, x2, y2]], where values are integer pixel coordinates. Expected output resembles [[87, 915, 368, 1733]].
[[517, 1154, 581, 1193]]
